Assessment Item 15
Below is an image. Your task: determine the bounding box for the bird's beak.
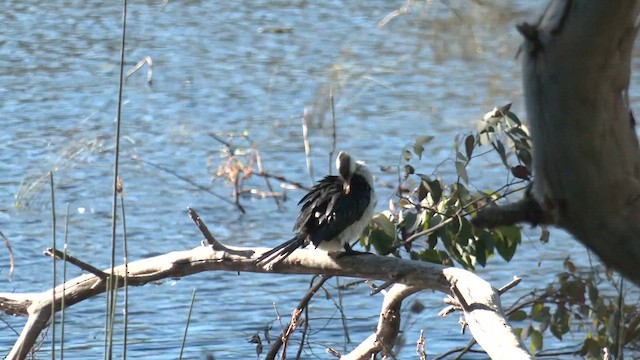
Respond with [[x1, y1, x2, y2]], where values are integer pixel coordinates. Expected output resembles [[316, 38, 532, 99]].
[[343, 179, 351, 194]]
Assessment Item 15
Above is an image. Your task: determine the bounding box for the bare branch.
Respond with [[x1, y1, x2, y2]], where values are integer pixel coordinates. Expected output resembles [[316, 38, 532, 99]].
[[266, 275, 331, 359], [2, 241, 530, 360], [472, 196, 550, 228], [339, 284, 421, 360], [0, 231, 15, 281], [44, 248, 109, 280]]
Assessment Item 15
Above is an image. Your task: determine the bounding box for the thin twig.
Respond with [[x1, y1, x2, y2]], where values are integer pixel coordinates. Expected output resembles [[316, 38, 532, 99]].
[[336, 277, 351, 348], [107, 276, 119, 360], [395, 216, 455, 250], [296, 302, 310, 359], [302, 108, 314, 185], [237, 189, 285, 198], [232, 171, 242, 216], [433, 343, 477, 360], [187, 208, 226, 250], [258, 171, 310, 191], [107, 0, 128, 357], [187, 208, 254, 258], [209, 133, 236, 152], [136, 158, 245, 213], [615, 277, 624, 359], [265, 275, 331, 360], [253, 146, 282, 210], [44, 248, 111, 280], [126, 56, 153, 84], [118, 176, 129, 359], [179, 289, 197, 360], [378, 0, 413, 28], [416, 329, 426, 360], [369, 277, 400, 296], [453, 338, 478, 360], [49, 171, 56, 360], [0, 231, 15, 281], [60, 203, 70, 359], [498, 276, 522, 294]]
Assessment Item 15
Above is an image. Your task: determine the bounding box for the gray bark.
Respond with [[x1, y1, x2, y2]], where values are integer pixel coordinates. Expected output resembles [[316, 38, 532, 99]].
[[519, 1, 640, 284]]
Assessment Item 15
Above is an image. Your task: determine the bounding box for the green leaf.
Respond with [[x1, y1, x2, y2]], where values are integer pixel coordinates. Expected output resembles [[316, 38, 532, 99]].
[[455, 161, 469, 184], [413, 249, 443, 264], [419, 177, 442, 204], [508, 310, 528, 322], [367, 212, 396, 254], [367, 228, 393, 255], [474, 234, 487, 267], [514, 327, 523, 338], [429, 179, 443, 204], [588, 284, 599, 305], [530, 303, 550, 323], [426, 214, 444, 249], [506, 111, 522, 126], [464, 134, 475, 159], [493, 225, 521, 262], [456, 151, 468, 162], [530, 329, 543, 352], [625, 315, 640, 343], [579, 338, 601, 357], [413, 135, 434, 159], [539, 314, 550, 333], [372, 212, 396, 238], [478, 129, 493, 145], [517, 148, 532, 169], [550, 305, 569, 340], [494, 140, 508, 167], [404, 164, 415, 177], [521, 323, 532, 340], [507, 127, 529, 142], [456, 217, 473, 245], [402, 211, 419, 234]]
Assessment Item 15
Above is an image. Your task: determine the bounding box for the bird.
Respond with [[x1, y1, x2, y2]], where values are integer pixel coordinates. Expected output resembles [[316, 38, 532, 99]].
[[255, 151, 376, 267]]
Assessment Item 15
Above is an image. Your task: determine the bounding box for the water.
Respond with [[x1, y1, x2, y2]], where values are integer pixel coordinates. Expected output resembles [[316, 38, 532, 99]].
[[0, 1, 636, 359]]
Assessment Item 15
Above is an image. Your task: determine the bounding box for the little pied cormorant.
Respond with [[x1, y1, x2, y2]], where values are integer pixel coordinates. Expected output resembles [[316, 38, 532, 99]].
[[255, 151, 376, 266]]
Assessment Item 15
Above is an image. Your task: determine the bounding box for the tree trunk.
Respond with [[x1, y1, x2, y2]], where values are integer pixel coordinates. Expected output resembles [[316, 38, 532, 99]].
[[520, 0, 640, 284]]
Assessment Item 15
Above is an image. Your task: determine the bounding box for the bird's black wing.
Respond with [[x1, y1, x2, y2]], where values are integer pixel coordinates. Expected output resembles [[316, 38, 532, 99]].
[[254, 177, 342, 267], [296, 174, 372, 248]]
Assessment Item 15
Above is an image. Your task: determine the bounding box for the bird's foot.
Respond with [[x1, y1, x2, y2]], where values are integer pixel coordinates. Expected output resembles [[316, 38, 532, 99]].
[[330, 243, 372, 259], [334, 249, 371, 259]]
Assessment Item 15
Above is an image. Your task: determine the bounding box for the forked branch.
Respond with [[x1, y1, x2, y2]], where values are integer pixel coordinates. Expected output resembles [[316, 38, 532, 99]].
[[1, 238, 530, 360]]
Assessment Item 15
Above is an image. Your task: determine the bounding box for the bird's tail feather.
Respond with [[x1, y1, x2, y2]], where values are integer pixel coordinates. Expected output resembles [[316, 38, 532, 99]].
[[255, 236, 306, 267]]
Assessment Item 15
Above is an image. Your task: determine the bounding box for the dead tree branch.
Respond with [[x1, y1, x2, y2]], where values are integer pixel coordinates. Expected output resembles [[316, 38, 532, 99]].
[[1, 242, 530, 360], [336, 283, 421, 359]]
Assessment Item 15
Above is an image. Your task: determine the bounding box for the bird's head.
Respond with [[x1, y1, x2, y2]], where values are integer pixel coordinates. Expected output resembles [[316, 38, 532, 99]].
[[336, 151, 356, 194]]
